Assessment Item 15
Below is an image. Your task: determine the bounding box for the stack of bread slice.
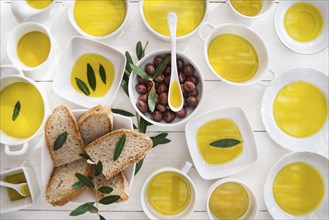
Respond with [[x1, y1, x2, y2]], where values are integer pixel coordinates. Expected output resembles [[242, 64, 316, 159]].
[[45, 105, 152, 206]]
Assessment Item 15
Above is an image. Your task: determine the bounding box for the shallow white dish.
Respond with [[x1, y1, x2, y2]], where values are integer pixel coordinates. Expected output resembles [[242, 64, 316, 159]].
[[185, 107, 258, 180], [40, 110, 135, 205], [264, 152, 329, 219], [53, 36, 125, 108], [261, 68, 328, 152], [274, 0, 328, 54], [128, 49, 204, 127]]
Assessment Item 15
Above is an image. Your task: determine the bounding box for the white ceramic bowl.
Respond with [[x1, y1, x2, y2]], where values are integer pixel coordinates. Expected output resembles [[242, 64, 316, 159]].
[[11, 0, 55, 22], [53, 36, 125, 108], [261, 68, 328, 152], [0, 65, 49, 156], [226, 0, 275, 20], [207, 178, 258, 220], [7, 22, 55, 72], [0, 166, 40, 214], [67, 0, 129, 40], [264, 152, 329, 219], [140, 162, 196, 219], [40, 110, 135, 205], [274, 0, 329, 54], [185, 107, 258, 180], [199, 23, 274, 86], [139, 0, 209, 42], [128, 49, 204, 127]]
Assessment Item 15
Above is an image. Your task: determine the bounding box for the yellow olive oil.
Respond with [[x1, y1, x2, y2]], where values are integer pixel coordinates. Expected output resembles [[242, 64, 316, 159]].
[[74, 0, 126, 37], [169, 80, 183, 109], [273, 81, 328, 138], [71, 53, 114, 97], [0, 82, 44, 139], [146, 171, 191, 216], [208, 34, 259, 82], [197, 119, 243, 164], [143, 0, 206, 37], [231, 0, 263, 16], [17, 31, 50, 67], [284, 2, 323, 42], [5, 173, 31, 201], [209, 182, 250, 219], [273, 162, 325, 215], [26, 0, 52, 9]]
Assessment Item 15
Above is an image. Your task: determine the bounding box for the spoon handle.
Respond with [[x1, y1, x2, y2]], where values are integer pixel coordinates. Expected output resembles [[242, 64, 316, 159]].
[[168, 12, 177, 73], [0, 180, 15, 188]]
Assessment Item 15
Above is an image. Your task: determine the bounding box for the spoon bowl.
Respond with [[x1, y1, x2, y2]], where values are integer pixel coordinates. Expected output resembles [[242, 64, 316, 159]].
[[0, 180, 30, 197]]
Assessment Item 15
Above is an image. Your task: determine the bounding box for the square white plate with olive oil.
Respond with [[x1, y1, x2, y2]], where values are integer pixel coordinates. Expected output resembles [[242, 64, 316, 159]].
[[185, 107, 258, 180], [53, 36, 126, 108]]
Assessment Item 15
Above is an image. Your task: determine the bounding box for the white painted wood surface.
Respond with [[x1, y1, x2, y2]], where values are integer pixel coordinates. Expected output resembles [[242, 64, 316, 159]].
[[1, 1, 328, 219]]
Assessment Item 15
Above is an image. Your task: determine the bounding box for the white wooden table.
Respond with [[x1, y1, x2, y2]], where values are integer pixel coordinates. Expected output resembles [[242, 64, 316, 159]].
[[1, 1, 328, 219]]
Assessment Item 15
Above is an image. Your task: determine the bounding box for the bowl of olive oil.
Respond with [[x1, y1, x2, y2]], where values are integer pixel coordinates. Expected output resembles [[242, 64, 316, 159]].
[[227, 0, 275, 20]]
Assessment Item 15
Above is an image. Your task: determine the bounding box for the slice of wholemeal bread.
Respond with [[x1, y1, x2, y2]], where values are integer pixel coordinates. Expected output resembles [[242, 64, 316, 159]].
[[94, 172, 130, 202], [85, 129, 152, 179], [78, 105, 113, 146], [46, 158, 92, 206], [45, 105, 84, 167]]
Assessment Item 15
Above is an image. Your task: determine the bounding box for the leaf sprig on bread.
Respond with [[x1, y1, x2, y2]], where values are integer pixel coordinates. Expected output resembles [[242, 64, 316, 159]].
[[70, 156, 121, 220]]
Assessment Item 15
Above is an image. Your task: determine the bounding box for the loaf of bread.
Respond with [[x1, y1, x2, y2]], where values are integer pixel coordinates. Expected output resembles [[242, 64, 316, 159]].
[[94, 172, 130, 202], [78, 105, 113, 146], [45, 105, 84, 167], [46, 158, 92, 206], [85, 129, 152, 179]]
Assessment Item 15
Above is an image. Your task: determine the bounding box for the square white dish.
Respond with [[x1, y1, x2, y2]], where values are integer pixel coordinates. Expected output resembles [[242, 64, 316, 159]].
[[40, 110, 135, 205], [53, 36, 125, 108], [185, 107, 258, 180]]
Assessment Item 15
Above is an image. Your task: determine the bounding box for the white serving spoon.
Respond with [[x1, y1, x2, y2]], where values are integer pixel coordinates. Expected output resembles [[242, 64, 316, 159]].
[[167, 12, 184, 112], [0, 181, 30, 197]]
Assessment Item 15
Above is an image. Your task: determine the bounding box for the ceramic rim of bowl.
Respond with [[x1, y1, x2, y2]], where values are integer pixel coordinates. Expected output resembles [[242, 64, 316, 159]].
[[139, 0, 209, 42], [128, 49, 205, 127], [67, 0, 130, 40], [226, 0, 275, 20]]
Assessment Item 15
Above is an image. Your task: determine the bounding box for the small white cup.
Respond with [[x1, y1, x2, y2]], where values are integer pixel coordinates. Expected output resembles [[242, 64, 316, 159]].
[[0, 165, 40, 214], [207, 178, 258, 220], [11, 0, 55, 23], [67, 0, 130, 40], [226, 0, 275, 21], [139, 0, 209, 42], [0, 65, 48, 156], [199, 23, 276, 86], [141, 162, 197, 219], [7, 22, 55, 73]]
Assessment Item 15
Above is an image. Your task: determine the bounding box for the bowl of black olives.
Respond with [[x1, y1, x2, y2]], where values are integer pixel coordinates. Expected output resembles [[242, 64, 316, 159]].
[[128, 49, 204, 127]]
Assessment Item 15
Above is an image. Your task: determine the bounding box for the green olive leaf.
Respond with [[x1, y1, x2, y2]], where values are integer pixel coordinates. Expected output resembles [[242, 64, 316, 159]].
[[79, 152, 91, 160], [134, 158, 144, 175], [87, 63, 96, 91], [136, 41, 143, 60], [53, 131, 68, 151], [75, 173, 94, 188], [98, 195, 121, 205], [70, 202, 93, 216], [152, 57, 169, 80], [138, 117, 152, 134], [111, 108, 134, 117], [148, 83, 156, 112], [75, 78, 90, 96], [130, 63, 150, 81], [99, 214, 106, 220], [88, 204, 98, 213], [12, 100, 20, 121], [99, 63, 106, 84], [72, 181, 84, 190], [98, 186, 113, 194], [125, 51, 133, 73], [151, 133, 171, 148], [113, 134, 126, 161], [210, 138, 241, 148], [95, 161, 103, 176]]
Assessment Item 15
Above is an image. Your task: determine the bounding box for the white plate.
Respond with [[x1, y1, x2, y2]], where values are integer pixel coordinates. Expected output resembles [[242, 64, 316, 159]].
[[274, 0, 328, 54], [261, 68, 328, 152], [41, 110, 135, 205], [264, 152, 329, 219], [53, 36, 125, 108], [185, 107, 258, 180]]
